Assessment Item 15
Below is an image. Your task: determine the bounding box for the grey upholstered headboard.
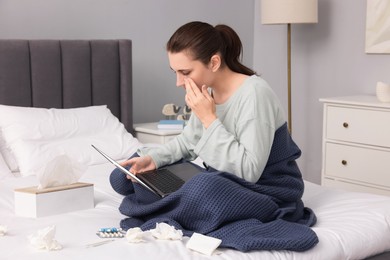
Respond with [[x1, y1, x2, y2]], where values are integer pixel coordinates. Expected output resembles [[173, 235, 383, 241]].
[[0, 39, 133, 134]]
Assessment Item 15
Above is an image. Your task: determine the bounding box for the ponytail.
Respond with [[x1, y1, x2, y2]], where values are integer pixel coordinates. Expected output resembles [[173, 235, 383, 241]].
[[214, 24, 256, 76]]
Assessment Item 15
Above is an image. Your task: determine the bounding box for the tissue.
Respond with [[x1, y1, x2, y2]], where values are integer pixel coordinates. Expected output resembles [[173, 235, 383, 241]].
[[37, 155, 87, 189], [150, 223, 183, 240], [125, 227, 145, 243], [28, 226, 62, 251], [0, 225, 7, 236], [186, 233, 222, 256]]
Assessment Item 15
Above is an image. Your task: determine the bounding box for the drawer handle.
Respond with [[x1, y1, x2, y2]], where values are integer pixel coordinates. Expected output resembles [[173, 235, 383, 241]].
[[341, 160, 347, 166], [343, 122, 349, 128]]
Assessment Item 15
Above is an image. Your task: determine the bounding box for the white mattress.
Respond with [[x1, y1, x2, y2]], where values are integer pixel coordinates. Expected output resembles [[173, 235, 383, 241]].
[[1, 162, 390, 260]]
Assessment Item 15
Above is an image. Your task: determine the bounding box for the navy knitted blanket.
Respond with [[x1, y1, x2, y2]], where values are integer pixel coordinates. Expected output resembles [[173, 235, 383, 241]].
[[110, 123, 318, 252]]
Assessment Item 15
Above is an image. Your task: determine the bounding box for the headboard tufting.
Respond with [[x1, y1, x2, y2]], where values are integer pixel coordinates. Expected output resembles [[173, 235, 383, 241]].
[[0, 39, 133, 134]]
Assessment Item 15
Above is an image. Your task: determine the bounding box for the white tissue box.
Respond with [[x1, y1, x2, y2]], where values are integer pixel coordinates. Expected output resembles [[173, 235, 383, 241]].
[[14, 182, 94, 218]]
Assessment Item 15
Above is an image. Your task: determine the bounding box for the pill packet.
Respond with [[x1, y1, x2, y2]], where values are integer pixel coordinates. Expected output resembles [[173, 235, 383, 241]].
[[96, 228, 126, 238]]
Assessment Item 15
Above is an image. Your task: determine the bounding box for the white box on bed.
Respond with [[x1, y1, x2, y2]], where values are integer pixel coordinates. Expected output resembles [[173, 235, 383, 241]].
[[14, 182, 94, 218]]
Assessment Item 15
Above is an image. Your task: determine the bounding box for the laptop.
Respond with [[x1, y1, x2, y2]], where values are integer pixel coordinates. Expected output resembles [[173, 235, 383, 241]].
[[91, 145, 201, 198]]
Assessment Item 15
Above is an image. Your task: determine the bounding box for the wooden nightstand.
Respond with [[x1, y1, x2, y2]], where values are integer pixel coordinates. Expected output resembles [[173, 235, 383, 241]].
[[134, 122, 183, 144], [320, 95, 390, 196]]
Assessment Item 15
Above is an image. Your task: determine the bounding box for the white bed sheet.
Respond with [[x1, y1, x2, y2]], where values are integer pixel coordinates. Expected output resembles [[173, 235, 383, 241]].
[[1, 162, 390, 260]]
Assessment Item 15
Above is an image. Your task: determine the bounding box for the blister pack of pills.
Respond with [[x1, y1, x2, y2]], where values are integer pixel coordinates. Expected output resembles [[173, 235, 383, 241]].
[[96, 227, 126, 238]]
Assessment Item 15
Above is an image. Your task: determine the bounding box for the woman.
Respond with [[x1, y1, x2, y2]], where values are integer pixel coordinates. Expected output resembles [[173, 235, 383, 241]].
[[119, 21, 285, 183], [110, 21, 317, 252]]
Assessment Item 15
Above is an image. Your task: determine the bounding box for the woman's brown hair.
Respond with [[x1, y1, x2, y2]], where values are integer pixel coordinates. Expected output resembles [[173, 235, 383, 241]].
[[166, 21, 255, 76]]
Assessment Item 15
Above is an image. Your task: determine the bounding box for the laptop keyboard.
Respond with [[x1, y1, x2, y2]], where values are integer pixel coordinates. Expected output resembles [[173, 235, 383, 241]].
[[141, 169, 185, 194]]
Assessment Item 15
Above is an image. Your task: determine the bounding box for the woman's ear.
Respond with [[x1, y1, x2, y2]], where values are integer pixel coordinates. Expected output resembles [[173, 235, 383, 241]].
[[209, 54, 221, 72]]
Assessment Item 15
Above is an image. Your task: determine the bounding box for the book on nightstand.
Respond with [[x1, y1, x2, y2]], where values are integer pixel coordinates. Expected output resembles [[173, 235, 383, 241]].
[[157, 120, 185, 130]]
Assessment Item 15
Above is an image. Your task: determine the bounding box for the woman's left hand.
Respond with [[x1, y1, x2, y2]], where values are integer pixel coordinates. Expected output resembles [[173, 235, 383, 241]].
[[184, 77, 217, 128]]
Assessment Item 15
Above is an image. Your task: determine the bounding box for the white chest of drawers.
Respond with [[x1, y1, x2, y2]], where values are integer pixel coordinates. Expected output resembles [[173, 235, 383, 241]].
[[320, 95, 390, 196]]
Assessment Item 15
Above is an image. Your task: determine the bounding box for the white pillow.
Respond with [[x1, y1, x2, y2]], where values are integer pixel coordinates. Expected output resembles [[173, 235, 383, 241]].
[[0, 152, 12, 179], [0, 129, 19, 172], [0, 104, 141, 177]]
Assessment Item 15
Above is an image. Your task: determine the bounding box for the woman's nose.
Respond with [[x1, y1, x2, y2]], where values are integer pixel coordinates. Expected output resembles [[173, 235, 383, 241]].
[[176, 74, 184, 87]]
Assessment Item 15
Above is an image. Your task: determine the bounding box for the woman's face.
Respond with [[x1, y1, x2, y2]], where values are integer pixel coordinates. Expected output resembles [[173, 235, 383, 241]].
[[168, 51, 214, 90]]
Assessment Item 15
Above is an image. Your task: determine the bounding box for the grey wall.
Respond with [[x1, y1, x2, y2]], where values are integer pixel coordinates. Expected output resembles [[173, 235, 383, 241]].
[[254, 0, 390, 183], [1, 0, 389, 184], [0, 0, 255, 123]]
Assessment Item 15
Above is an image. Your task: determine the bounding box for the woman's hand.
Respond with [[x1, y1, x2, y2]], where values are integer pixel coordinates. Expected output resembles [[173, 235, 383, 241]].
[[184, 77, 216, 128], [120, 156, 156, 181]]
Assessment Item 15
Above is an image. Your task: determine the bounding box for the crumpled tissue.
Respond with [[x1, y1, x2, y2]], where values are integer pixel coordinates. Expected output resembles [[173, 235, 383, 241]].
[[125, 227, 145, 243], [37, 155, 87, 189], [150, 222, 183, 240], [0, 225, 7, 236], [28, 226, 62, 251]]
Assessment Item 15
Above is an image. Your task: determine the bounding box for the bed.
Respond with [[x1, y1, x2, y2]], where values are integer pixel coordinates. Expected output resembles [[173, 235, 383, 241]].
[[1, 39, 390, 260]]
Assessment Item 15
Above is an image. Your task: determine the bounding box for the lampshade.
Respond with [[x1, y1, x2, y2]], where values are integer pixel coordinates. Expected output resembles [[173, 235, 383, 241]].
[[261, 0, 318, 24]]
